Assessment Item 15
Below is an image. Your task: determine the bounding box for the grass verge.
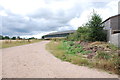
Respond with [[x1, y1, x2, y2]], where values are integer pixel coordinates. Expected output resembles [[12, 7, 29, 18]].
[[46, 41, 90, 66], [46, 41, 120, 75]]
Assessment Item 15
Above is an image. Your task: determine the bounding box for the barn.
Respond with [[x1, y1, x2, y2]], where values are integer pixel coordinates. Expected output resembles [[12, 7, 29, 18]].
[[102, 14, 120, 47], [42, 30, 76, 39]]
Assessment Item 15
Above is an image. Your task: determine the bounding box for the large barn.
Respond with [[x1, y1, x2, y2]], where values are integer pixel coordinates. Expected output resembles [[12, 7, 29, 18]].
[[42, 30, 76, 39], [102, 14, 120, 47], [102, 2, 120, 47]]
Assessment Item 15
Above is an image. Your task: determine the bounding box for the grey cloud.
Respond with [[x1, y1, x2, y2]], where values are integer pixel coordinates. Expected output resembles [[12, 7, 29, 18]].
[[2, 13, 68, 36], [1, 1, 108, 37], [2, 9, 80, 36], [29, 6, 82, 21], [1, 0, 84, 37], [91, 2, 108, 8], [27, 5, 82, 32]]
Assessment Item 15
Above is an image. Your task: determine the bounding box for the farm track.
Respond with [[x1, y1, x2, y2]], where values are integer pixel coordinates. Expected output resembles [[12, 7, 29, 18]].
[[1, 41, 119, 78]]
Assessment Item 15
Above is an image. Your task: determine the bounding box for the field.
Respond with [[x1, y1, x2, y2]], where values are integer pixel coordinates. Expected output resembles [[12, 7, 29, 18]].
[[0, 39, 41, 48]]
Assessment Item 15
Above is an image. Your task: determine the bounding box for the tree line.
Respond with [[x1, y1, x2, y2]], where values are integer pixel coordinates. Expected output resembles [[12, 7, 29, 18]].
[[0, 35, 36, 40]]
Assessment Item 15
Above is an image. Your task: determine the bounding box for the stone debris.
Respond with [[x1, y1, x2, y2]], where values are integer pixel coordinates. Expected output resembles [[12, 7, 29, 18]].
[[75, 41, 119, 59]]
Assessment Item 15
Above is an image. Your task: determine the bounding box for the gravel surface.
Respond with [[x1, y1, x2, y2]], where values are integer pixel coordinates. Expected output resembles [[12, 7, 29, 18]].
[[2, 41, 118, 78]]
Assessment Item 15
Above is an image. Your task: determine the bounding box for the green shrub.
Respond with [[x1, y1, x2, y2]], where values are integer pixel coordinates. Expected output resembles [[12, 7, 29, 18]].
[[67, 41, 74, 46], [81, 50, 91, 55], [96, 51, 112, 60], [75, 47, 83, 53]]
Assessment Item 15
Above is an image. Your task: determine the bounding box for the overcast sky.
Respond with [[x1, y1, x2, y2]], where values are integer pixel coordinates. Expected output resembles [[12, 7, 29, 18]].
[[0, 0, 119, 38]]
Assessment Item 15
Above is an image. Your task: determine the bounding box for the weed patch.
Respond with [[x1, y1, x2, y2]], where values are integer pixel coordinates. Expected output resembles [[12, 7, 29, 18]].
[[46, 41, 120, 75]]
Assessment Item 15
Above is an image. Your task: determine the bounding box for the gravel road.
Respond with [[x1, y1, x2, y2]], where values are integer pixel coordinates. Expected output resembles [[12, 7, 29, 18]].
[[2, 41, 118, 78]]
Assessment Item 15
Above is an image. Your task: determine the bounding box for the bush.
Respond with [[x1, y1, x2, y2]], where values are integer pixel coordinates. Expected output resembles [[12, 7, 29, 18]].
[[77, 26, 91, 41]]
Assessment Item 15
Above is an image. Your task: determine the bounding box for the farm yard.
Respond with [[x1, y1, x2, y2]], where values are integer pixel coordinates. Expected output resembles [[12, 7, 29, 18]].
[[2, 41, 119, 78], [0, 1, 120, 79], [0, 12, 120, 78]]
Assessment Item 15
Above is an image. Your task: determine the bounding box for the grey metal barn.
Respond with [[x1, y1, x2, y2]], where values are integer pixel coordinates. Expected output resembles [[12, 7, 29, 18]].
[[102, 14, 120, 47], [42, 30, 76, 39]]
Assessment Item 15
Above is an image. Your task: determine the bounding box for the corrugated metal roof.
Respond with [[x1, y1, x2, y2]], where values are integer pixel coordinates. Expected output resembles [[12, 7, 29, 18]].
[[102, 14, 120, 23], [44, 30, 76, 36]]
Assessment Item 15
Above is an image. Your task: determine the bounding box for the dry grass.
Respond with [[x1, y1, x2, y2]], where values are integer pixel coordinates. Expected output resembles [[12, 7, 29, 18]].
[[0, 39, 41, 48], [46, 41, 65, 58]]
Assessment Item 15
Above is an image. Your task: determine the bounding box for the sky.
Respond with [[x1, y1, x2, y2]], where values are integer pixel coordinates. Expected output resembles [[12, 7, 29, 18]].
[[0, 0, 119, 38]]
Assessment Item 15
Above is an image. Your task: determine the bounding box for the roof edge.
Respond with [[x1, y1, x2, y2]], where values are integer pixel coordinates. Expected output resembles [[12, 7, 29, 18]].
[[102, 14, 120, 23], [43, 30, 76, 36]]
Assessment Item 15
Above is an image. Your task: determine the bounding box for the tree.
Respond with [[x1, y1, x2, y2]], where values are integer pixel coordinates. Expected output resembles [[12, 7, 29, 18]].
[[4, 36, 10, 39], [11, 37, 16, 40], [0, 35, 4, 40], [17, 36, 22, 40], [29, 37, 35, 40], [87, 12, 106, 41], [67, 12, 107, 42], [67, 32, 78, 41], [77, 26, 90, 41]]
